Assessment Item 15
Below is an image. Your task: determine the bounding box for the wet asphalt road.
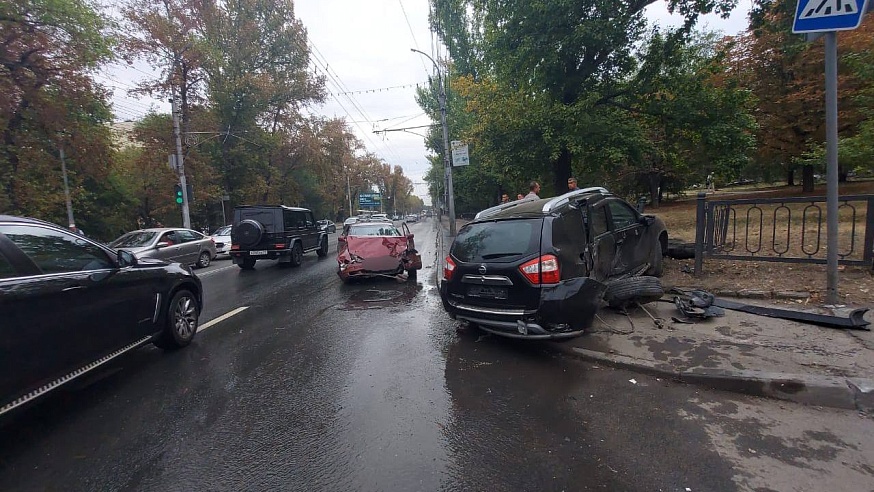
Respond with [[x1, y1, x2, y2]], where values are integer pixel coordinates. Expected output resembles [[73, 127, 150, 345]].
[[1, 219, 872, 491]]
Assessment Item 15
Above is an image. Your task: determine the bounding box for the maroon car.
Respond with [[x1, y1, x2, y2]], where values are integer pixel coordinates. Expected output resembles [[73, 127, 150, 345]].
[[337, 221, 422, 281]]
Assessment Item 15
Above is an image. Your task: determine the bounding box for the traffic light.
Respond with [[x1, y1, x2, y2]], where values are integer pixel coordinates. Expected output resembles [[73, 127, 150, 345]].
[[174, 184, 194, 205], [174, 184, 184, 204]]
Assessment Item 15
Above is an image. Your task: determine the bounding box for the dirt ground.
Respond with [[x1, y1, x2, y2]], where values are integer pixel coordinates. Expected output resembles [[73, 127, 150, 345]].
[[655, 181, 874, 307]]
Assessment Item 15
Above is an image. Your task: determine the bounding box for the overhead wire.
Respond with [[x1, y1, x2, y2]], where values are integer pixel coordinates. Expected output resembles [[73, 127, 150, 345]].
[[399, 0, 430, 76]]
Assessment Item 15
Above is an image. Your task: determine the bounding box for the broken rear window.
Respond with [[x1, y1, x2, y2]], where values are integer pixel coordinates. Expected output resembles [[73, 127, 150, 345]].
[[452, 219, 541, 263]]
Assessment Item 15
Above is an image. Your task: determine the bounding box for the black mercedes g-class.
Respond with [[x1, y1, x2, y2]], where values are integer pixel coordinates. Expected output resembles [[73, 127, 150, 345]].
[[230, 205, 329, 269]]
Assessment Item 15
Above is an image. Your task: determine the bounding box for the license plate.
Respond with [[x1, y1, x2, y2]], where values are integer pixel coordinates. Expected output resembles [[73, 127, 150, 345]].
[[249, 250, 268, 256], [467, 285, 508, 300]]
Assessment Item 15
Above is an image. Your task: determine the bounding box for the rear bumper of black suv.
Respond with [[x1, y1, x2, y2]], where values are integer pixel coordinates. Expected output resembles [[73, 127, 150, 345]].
[[230, 249, 290, 262], [439, 277, 606, 340]]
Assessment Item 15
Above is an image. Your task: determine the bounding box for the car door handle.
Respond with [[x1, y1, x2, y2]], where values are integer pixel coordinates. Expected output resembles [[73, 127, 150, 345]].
[[62, 285, 85, 292]]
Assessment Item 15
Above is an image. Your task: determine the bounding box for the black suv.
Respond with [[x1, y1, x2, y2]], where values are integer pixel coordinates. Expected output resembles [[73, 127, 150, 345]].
[[440, 188, 667, 340], [230, 205, 329, 269]]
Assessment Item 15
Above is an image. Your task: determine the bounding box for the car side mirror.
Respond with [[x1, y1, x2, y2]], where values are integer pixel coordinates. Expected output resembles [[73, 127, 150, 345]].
[[156, 241, 170, 248], [117, 250, 138, 267], [639, 215, 656, 226]]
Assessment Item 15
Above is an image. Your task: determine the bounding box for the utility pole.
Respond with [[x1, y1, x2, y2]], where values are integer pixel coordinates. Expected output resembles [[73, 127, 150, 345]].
[[347, 173, 352, 218], [171, 96, 191, 229], [58, 143, 75, 231], [411, 48, 456, 236]]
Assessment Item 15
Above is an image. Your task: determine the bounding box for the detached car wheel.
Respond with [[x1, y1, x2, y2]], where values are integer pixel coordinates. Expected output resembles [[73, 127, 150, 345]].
[[316, 237, 328, 258], [290, 243, 303, 267], [604, 276, 664, 308], [154, 290, 199, 349], [197, 251, 211, 268]]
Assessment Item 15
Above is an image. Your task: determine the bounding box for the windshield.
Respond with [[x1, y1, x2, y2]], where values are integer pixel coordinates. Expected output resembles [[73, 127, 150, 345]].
[[213, 226, 231, 236], [348, 224, 401, 237], [110, 231, 157, 248], [452, 219, 541, 263]]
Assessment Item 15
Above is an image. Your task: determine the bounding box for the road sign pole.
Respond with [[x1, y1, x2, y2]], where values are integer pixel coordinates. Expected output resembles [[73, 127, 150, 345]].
[[825, 31, 840, 304]]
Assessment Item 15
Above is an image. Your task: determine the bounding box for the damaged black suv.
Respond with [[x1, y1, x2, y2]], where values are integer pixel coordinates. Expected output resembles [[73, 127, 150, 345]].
[[230, 205, 329, 269], [439, 187, 667, 339]]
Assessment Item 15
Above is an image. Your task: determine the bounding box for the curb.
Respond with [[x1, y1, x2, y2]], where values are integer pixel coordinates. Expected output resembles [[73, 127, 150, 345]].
[[547, 343, 874, 412], [670, 285, 811, 302]]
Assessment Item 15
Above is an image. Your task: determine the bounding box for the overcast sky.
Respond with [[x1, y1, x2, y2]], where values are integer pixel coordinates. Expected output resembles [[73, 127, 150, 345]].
[[100, 0, 753, 202]]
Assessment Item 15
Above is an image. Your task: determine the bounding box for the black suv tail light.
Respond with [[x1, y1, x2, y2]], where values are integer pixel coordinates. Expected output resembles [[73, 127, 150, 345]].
[[519, 255, 560, 285], [443, 256, 456, 281]]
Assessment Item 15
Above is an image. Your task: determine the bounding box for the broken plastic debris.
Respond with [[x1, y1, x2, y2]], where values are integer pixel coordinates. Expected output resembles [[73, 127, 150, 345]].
[[629, 378, 637, 385]]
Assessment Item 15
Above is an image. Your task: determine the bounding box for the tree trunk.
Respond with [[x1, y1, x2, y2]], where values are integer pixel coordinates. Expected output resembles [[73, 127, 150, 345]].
[[786, 167, 795, 186], [839, 164, 847, 183], [648, 171, 661, 208], [552, 146, 572, 195], [802, 164, 815, 192]]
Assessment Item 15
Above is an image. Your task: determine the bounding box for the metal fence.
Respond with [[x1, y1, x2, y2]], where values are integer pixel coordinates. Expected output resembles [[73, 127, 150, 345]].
[[693, 192, 874, 273]]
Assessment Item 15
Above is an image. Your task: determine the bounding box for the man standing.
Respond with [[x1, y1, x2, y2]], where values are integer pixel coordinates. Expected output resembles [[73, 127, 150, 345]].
[[524, 181, 541, 200], [500, 192, 510, 203], [567, 177, 579, 192]]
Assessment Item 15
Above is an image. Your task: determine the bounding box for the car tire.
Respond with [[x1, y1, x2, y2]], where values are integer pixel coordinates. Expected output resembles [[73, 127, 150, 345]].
[[236, 219, 264, 248], [316, 237, 328, 258], [290, 242, 303, 267], [153, 289, 199, 349], [239, 257, 256, 270], [604, 276, 664, 308], [407, 268, 417, 281], [645, 236, 666, 277], [197, 251, 211, 268]]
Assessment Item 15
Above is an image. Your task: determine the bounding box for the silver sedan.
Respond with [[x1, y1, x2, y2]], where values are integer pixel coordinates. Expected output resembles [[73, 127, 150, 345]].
[[110, 228, 217, 268]]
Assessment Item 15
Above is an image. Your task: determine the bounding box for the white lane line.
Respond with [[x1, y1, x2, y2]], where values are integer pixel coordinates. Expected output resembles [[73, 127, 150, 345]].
[[198, 264, 236, 277], [198, 306, 248, 332]]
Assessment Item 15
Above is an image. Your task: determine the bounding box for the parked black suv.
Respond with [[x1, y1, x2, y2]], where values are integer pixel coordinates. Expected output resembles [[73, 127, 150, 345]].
[[440, 188, 667, 340], [230, 205, 329, 269]]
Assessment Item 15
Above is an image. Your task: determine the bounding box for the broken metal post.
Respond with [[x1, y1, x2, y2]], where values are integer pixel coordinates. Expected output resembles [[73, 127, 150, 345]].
[[865, 196, 874, 271], [694, 192, 706, 275]]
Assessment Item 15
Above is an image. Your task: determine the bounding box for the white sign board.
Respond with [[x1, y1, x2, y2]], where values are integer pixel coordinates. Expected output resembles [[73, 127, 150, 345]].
[[450, 140, 470, 167]]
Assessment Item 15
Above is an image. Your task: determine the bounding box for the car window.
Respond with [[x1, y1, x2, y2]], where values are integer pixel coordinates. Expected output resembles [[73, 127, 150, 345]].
[[177, 230, 201, 242], [291, 211, 307, 229], [608, 200, 638, 230], [160, 231, 178, 245], [0, 224, 113, 274], [305, 212, 315, 229], [0, 252, 16, 279], [590, 206, 609, 237], [348, 225, 401, 236], [452, 219, 541, 263], [110, 231, 156, 247], [213, 226, 231, 236]]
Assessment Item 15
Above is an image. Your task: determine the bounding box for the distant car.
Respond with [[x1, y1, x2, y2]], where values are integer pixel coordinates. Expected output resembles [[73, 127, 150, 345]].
[[110, 227, 217, 268], [406, 214, 418, 223], [0, 215, 203, 417], [210, 225, 232, 256], [440, 187, 667, 340], [317, 219, 337, 234], [343, 217, 358, 227], [371, 213, 388, 221], [337, 222, 422, 282]]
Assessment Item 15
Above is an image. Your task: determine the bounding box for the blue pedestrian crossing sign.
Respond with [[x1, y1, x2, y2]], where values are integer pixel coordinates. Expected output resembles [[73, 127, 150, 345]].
[[793, 0, 870, 33]]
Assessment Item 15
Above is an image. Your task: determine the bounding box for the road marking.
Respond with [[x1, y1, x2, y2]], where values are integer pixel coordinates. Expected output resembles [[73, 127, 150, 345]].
[[198, 264, 236, 277], [198, 306, 248, 332]]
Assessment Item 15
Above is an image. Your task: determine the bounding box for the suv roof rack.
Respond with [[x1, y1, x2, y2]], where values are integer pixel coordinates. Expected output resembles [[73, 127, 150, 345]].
[[541, 187, 609, 213], [474, 197, 538, 221]]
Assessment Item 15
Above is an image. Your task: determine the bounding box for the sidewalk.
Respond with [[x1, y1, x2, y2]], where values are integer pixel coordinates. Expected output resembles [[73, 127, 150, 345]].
[[437, 217, 874, 411]]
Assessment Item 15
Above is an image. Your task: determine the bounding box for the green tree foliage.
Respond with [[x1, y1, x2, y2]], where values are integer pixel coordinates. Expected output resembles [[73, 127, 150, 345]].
[[0, 0, 122, 237], [420, 0, 754, 209]]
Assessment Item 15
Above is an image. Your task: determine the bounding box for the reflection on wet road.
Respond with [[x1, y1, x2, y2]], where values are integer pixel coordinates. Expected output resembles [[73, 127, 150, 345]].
[[1, 219, 871, 491]]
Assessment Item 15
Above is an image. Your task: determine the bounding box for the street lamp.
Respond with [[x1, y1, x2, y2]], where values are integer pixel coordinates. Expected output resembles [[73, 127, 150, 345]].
[[411, 48, 456, 236]]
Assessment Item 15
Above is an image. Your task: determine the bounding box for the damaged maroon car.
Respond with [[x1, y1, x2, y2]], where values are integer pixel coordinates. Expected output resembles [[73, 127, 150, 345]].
[[337, 221, 422, 282]]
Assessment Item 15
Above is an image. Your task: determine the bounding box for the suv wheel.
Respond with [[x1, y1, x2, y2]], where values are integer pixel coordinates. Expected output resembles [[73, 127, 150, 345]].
[[197, 251, 211, 268], [239, 257, 256, 270], [290, 242, 303, 267], [153, 290, 199, 349], [316, 236, 328, 258], [236, 219, 264, 248], [604, 276, 664, 308]]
